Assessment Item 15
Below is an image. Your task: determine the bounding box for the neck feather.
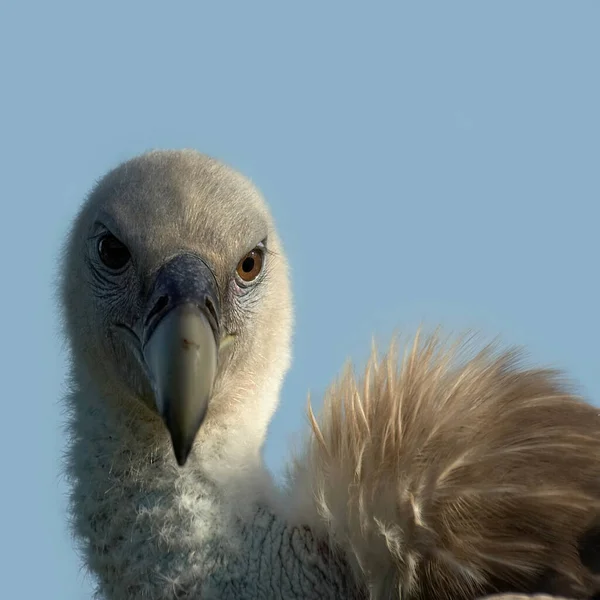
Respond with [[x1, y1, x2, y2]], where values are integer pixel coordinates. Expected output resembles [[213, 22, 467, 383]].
[[64, 367, 358, 600]]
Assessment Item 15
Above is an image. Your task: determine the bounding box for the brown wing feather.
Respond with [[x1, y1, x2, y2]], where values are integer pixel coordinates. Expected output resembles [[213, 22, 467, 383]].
[[294, 331, 600, 600]]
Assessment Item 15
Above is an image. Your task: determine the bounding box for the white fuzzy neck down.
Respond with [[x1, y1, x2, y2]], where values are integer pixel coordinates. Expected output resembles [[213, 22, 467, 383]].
[[64, 366, 359, 600]]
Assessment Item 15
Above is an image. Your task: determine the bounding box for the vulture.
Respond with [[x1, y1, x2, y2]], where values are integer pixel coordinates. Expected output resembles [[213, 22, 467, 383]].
[[59, 149, 600, 600]]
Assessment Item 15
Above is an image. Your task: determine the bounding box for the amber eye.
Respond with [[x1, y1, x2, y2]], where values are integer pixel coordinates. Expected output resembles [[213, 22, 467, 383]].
[[98, 234, 131, 270], [236, 248, 264, 282]]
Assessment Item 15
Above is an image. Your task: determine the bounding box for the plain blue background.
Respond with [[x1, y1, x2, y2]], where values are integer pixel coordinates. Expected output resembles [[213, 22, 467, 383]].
[[1, 2, 598, 597]]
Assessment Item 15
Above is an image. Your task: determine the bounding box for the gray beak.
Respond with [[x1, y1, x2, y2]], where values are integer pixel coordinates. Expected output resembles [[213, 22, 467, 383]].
[[141, 254, 221, 466]]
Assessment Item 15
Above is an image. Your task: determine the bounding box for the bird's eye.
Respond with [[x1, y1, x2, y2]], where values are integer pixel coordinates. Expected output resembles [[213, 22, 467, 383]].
[[236, 248, 264, 283], [98, 234, 131, 270]]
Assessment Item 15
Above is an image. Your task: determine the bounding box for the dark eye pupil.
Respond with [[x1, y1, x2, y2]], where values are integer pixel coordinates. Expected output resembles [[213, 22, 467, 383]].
[[242, 256, 255, 272], [98, 235, 130, 270]]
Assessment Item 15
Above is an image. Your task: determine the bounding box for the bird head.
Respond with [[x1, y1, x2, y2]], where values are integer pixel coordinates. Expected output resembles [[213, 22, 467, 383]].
[[61, 150, 293, 466]]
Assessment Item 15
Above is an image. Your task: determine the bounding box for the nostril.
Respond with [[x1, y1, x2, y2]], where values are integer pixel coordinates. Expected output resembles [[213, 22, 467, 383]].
[[146, 295, 169, 327], [205, 297, 218, 327]]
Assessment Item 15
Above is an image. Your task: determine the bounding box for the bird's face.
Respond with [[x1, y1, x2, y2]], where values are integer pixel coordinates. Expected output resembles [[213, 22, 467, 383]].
[[61, 150, 292, 465]]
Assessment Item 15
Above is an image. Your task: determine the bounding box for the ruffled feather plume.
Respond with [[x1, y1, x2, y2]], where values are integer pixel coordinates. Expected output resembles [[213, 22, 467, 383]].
[[290, 331, 600, 600]]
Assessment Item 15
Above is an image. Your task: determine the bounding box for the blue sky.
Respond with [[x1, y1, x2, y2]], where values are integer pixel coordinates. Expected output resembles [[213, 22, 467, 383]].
[[1, 2, 598, 597]]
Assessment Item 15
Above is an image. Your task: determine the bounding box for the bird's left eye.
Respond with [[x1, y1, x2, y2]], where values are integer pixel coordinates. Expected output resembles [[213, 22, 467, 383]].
[[236, 248, 264, 282], [98, 234, 131, 270]]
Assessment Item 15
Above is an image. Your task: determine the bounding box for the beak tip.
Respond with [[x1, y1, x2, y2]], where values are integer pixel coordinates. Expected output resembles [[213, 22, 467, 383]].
[[164, 406, 208, 468], [169, 429, 195, 467], [173, 444, 191, 467]]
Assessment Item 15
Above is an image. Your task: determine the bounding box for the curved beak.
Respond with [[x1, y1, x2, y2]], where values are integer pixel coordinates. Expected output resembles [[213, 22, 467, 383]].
[[141, 254, 221, 466]]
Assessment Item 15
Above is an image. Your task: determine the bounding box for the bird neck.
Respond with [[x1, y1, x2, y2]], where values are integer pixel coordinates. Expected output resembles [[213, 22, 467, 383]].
[[65, 366, 356, 599]]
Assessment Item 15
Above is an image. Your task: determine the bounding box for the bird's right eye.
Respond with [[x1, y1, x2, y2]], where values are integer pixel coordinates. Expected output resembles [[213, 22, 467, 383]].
[[98, 234, 131, 270]]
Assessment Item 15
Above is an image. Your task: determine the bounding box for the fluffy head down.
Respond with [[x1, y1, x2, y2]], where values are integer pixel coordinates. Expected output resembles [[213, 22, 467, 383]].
[[292, 332, 600, 600], [60, 149, 293, 460]]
